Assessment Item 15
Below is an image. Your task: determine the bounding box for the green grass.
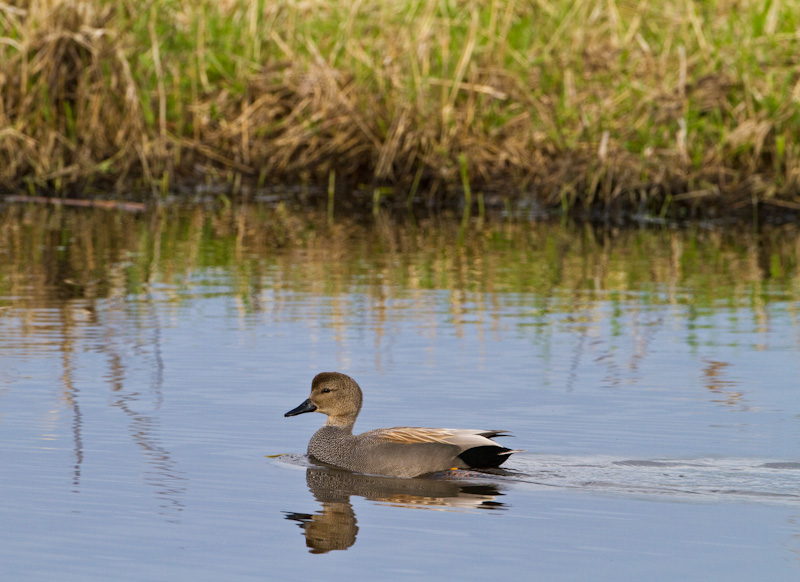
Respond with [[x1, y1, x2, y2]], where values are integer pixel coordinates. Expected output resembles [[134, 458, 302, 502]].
[[1, 0, 799, 218]]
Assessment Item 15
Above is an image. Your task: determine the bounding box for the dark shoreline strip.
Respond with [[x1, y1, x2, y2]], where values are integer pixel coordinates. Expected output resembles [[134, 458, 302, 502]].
[[4, 196, 146, 213]]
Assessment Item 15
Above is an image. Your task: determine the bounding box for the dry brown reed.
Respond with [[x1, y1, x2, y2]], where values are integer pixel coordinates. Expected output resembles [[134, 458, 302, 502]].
[[0, 1, 150, 190], [2, 0, 800, 219]]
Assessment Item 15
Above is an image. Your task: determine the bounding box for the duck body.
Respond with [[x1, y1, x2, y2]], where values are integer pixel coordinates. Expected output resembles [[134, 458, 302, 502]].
[[285, 372, 517, 479]]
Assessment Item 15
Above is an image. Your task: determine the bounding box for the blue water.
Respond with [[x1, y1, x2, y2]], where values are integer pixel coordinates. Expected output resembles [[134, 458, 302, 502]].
[[1, 230, 799, 581]]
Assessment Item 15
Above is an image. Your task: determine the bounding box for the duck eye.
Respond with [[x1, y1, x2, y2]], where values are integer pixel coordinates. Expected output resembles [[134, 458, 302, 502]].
[[321, 387, 332, 394]]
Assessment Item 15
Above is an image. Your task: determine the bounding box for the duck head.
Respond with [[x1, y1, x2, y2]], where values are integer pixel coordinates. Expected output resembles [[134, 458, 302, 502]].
[[285, 372, 364, 427]]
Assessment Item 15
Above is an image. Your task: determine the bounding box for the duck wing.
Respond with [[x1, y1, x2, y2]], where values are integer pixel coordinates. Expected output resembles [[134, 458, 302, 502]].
[[351, 427, 519, 476], [369, 427, 512, 447]]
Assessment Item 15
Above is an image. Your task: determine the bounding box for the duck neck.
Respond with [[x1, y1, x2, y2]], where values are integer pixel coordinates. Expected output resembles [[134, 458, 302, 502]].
[[324, 415, 356, 432]]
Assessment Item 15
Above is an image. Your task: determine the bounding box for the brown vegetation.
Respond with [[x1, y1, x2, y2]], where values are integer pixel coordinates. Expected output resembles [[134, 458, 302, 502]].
[[1, 0, 800, 219]]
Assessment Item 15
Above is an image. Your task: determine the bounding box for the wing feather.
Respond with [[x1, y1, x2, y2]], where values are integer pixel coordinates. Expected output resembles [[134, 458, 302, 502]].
[[371, 427, 511, 446]]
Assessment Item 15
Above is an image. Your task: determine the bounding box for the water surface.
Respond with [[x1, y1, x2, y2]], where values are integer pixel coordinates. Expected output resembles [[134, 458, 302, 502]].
[[1, 205, 799, 580]]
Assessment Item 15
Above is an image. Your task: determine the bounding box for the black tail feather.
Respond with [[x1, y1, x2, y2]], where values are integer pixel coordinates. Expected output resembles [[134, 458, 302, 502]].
[[458, 446, 515, 468]]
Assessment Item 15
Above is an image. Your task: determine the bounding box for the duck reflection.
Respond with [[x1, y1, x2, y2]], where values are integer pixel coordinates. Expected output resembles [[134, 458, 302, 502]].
[[284, 466, 507, 553]]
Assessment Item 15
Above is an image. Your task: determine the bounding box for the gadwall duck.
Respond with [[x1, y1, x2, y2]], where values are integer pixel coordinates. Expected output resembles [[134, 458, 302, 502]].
[[285, 372, 518, 478]]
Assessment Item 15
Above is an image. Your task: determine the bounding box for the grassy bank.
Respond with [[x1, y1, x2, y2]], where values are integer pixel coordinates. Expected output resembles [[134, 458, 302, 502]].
[[1, 0, 800, 218]]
